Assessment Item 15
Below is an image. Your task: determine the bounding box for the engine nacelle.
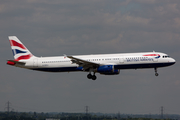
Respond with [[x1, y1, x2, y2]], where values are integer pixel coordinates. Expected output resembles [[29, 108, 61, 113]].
[[97, 65, 120, 75]]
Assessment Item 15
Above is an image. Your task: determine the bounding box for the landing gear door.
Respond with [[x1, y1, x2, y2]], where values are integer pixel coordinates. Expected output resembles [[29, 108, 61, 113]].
[[33, 58, 38, 67]]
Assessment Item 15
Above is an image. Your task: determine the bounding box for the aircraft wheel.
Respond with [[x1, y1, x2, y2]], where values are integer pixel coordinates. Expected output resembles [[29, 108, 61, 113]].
[[155, 73, 159, 76], [92, 75, 97, 80], [87, 74, 92, 79]]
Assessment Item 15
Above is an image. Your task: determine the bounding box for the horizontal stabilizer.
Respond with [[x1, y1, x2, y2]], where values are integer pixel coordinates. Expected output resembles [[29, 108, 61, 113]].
[[7, 60, 25, 66]]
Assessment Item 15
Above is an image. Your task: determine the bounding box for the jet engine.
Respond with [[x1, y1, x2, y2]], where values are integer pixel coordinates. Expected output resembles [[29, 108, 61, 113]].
[[97, 65, 120, 75]]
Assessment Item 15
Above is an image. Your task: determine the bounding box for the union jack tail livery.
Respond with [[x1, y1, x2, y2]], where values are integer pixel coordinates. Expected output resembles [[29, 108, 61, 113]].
[[7, 36, 175, 80], [7, 36, 37, 67], [9, 36, 33, 60]]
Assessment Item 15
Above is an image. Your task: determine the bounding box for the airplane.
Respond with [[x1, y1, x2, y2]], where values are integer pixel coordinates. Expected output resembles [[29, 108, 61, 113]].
[[7, 36, 176, 80]]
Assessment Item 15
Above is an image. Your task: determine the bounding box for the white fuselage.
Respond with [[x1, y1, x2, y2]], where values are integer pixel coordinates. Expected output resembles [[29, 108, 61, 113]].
[[19, 52, 175, 73]]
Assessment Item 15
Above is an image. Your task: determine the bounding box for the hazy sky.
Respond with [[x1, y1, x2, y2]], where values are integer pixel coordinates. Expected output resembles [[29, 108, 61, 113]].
[[0, 0, 180, 114]]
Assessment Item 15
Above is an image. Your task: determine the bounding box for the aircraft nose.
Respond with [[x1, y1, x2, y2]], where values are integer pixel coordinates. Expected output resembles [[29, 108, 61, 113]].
[[171, 58, 176, 64]]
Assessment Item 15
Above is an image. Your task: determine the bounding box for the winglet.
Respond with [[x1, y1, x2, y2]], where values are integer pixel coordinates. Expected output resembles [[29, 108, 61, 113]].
[[63, 54, 67, 58]]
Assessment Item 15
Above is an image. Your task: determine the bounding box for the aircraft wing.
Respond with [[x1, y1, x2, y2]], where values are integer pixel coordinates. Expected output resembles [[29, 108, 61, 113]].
[[66, 55, 100, 70]]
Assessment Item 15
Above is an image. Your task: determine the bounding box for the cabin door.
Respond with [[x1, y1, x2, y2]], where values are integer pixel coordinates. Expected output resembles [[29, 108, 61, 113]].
[[33, 58, 38, 67], [119, 57, 124, 63]]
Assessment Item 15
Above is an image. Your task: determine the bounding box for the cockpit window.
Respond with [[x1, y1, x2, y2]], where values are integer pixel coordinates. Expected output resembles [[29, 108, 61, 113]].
[[163, 56, 170, 58]]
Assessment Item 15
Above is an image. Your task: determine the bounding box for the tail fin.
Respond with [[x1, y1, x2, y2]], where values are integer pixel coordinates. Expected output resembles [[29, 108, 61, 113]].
[[8, 36, 34, 61]]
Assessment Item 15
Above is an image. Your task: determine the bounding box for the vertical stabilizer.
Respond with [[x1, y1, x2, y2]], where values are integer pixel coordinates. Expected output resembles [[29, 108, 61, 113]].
[[8, 36, 34, 61]]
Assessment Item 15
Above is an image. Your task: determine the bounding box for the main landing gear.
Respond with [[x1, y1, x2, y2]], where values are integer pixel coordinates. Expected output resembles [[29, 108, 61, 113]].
[[154, 68, 159, 76], [87, 72, 97, 80]]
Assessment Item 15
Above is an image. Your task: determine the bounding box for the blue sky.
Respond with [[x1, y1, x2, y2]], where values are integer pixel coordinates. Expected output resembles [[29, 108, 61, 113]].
[[0, 0, 179, 114]]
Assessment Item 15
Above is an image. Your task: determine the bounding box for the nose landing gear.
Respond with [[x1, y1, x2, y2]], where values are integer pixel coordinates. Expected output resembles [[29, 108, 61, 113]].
[[154, 68, 159, 76]]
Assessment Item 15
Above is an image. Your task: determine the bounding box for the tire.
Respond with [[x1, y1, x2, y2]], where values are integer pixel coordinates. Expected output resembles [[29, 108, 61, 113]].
[[87, 74, 92, 79], [92, 75, 97, 80], [155, 73, 159, 76]]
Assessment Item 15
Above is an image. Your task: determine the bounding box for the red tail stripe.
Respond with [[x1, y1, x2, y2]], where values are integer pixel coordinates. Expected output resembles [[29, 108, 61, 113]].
[[10, 40, 26, 50], [15, 54, 32, 61]]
